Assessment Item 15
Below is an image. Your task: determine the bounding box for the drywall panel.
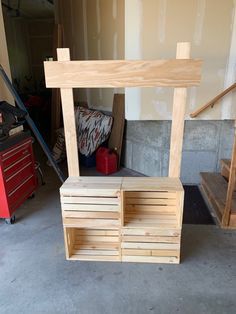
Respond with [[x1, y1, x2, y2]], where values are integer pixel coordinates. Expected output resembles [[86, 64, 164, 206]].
[[125, 0, 236, 120], [56, 0, 124, 110], [0, 4, 14, 104]]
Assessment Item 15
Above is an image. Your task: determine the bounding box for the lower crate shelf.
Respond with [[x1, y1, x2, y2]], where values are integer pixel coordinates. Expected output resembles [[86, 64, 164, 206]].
[[60, 176, 184, 264], [64, 228, 121, 261]]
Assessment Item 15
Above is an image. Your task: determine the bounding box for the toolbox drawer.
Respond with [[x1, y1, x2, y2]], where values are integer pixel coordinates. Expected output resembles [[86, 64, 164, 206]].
[[0, 140, 32, 169], [8, 175, 36, 212], [5, 162, 34, 193], [3, 154, 32, 179]]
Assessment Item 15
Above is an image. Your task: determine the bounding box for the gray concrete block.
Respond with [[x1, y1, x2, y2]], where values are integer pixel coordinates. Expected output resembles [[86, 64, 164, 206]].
[[132, 142, 161, 176], [123, 120, 234, 184], [125, 121, 171, 148], [181, 151, 217, 184], [183, 121, 220, 151], [219, 120, 234, 150], [161, 150, 169, 176]]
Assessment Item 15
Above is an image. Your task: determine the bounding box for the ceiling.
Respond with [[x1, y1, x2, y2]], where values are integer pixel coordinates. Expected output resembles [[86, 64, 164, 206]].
[[1, 0, 54, 19]]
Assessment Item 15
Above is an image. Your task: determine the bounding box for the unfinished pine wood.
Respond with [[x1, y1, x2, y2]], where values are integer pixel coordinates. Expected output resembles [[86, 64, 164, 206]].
[[60, 177, 184, 262], [57, 49, 79, 177], [222, 124, 236, 226], [169, 42, 190, 178], [66, 228, 121, 261], [44, 59, 202, 88], [45, 43, 203, 263], [221, 159, 231, 180], [200, 172, 236, 228]]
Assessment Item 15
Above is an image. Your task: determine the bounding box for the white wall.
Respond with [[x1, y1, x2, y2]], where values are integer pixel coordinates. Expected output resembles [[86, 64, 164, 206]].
[[125, 0, 236, 120]]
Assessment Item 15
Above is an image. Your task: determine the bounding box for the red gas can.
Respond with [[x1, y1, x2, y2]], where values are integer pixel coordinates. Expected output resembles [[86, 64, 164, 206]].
[[96, 147, 117, 175]]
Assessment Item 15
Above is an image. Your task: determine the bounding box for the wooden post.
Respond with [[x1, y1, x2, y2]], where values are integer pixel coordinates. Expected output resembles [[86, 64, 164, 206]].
[[57, 48, 80, 177], [222, 120, 236, 226], [168, 42, 190, 178]]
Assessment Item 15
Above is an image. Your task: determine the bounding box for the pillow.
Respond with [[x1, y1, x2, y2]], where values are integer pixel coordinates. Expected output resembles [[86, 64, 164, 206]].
[[75, 107, 113, 156]]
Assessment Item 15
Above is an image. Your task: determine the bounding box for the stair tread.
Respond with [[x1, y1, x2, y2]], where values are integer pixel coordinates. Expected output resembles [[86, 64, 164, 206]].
[[221, 159, 231, 170], [200, 172, 236, 214]]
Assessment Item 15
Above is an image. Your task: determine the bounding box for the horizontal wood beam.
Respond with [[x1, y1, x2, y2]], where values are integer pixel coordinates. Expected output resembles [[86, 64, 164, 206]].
[[44, 56, 202, 89]]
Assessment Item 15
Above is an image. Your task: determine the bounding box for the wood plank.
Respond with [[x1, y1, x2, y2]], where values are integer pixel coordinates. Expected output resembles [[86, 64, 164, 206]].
[[60, 176, 122, 197], [221, 159, 230, 179], [74, 243, 119, 250], [122, 177, 184, 192], [63, 218, 119, 229], [124, 217, 177, 228], [75, 229, 119, 236], [121, 242, 180, 250], [200, 172, 228, 215], [44, 58, 202, 88], [122, 249, 180, 257], [69, 255, 120, 261], [123, 222, 178, 229], [126, 198, 177, 205], [122, 228, 181, 237], [108, 94, 125, 168], [121, 256, 179, 264], [75, 236, 119, 243], [124, 214, 176, 221], [72, 250, 119, 256], [122, 235, 180, 243], [169, 42, 190, 178], [125, 207, 176, 214], [201, 182, 223, 224], [57, 48, 79, 177], [125, 191, 177, 199], [62, 211, 120, 219], [229, 214, 236, 227], [61, 196, 120, 205], [62, 203, 120, 212], [222, 126, 236, 226]]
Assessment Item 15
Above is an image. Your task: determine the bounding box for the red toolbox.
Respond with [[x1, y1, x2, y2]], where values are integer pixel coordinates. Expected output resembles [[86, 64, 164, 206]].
[[96, 147, 117, 175], [0, 132, 37, 224]]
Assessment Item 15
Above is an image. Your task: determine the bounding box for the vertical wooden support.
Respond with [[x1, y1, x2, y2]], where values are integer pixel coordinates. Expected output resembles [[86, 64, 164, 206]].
[[168, 42, 190, 178], [57, 48, 80, 177], [222, 120, 236, 226]]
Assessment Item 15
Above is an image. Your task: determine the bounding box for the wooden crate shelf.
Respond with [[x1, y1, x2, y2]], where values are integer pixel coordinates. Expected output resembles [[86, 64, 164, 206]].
[[64, 227, 121, 261], [60, 177, 184, 263]]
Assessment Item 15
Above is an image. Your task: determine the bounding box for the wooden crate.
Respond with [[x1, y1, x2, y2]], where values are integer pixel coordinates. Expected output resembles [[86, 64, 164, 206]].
[[121, 227, 181, 264], [121, 177, 183, 263], [64, 228, 121, 261], [60, 177, 122, 261], [60, 177, 184, 263]]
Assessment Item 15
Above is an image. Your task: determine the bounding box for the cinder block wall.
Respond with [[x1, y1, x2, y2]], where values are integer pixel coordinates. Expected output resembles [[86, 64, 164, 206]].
[[122, 120, 234, 184]]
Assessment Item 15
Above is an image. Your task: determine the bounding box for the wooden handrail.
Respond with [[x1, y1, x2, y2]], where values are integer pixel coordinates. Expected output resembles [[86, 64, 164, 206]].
[[190, 82, 236, 118]]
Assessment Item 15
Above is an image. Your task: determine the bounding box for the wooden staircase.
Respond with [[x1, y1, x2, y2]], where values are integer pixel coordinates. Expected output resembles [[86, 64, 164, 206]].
[[200, 157, 236, 228]]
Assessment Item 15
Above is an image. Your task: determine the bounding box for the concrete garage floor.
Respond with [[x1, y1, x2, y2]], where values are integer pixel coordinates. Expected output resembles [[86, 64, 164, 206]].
[[1, 164, 236, 314]]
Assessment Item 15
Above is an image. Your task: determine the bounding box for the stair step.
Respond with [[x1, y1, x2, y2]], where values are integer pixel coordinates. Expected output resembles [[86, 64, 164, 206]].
[[220, 159, 230, 179], [200, 172, 236, 227]]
